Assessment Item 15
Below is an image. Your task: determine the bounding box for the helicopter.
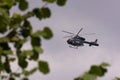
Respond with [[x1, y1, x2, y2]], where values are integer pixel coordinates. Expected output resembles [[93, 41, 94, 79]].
[[62, 28, 99, 48]]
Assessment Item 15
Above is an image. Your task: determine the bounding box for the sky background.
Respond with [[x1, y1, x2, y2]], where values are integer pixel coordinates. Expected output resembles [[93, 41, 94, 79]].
[[11, 0, 120, 80]]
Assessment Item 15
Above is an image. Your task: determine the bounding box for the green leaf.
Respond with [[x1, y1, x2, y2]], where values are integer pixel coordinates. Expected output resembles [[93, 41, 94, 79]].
[[0, 62, 4, 71], [41, 7, 51, 18], [42, 27, 53, 39], [23, 11, 34, 19], [100, 62, 110, 67], [33, 7, 51, 20], [0, 47, 3, 55], [14, 39, 26, 50], [4, 57, 11, 73], [21, 29, 31, 38], [28, 47, 43, 60], [42, 0, 56, 3], [3, 50, 13, 54], [116, 77, 120, 80], [1, 0, 15, 9], [23, 20, 32, 30], [7, 30, 16, 38], [10, 13, 23, 29], [19, 0, 28, 11], [23, 68, 37, 76], [14, 39, 26, 49], [34, 46, 43, 54], [11, 36, 20, 42], [21, 48, 39, 61], [57, 0, 67, 6], [31, 36, 41, 47], [19, 59, 28, 69], [74, 77, 83, 80], [18, 55, 28, 69], [19, 39, 27, 44], [83, 73, 97, 80], [31, 30, 42, 37], [20, 20, 32, 38], [29, 51, 39, 61], [0, 8, 9, 23], [0, 15, 8, 33], [0, 7, 9, 16], [22, 50, 34, 57], [11, 73, 21, 77], [33, 8, 42, 20], [0, 42, 10, 50], [22, 77, 28, 80], [14, 43, 22, 50], [38, 60, 50, 74], [9, 77, 15, 80], [0, 37, 9, 43], [88, 65, 107, 77]]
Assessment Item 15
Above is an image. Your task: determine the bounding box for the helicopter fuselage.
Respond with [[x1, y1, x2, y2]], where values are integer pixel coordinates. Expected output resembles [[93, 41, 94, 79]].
[[67, 35, 85, 46]]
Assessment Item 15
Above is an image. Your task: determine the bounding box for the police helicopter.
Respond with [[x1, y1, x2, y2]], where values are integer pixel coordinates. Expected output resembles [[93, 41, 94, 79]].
[[62, 28, 99, 48]]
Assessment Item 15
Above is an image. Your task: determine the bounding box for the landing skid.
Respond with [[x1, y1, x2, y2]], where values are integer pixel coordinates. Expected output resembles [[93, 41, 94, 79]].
[[68, 45, 84, 49], [69, 45, 78, 49]]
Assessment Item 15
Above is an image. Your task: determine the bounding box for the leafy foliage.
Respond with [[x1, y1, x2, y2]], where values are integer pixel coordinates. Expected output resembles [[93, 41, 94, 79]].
[[20, 20, 32, 38], [33, 7, 51, 20], [74, 62, 110, 80], [10, 13, 23, 29], [0, 0, 67, 80]]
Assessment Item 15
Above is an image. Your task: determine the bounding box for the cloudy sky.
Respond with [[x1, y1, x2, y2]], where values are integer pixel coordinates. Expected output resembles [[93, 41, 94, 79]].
[[11, 0, 120, 80]]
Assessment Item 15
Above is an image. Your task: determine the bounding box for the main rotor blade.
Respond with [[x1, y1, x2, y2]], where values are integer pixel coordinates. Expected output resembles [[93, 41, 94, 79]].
[[63, 35, 73, 38], [62, 31, 74, 34], [63, 35, 74, 38], [81, 33, 96, 36], [76, 28, 83, 35]]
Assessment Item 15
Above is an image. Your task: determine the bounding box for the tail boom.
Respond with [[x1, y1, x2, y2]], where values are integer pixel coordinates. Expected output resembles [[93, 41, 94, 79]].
[[84, 39, 99, 46]]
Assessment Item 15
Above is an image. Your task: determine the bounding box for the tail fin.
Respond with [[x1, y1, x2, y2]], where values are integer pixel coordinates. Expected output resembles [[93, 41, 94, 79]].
[[95, 39, 98, 43], [89, 39, 99, 46]]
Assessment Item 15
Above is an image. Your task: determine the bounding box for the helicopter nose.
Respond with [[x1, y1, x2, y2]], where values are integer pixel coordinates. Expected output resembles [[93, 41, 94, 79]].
[[67, 39, 72, 44], [67, 39, 70, 43]]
